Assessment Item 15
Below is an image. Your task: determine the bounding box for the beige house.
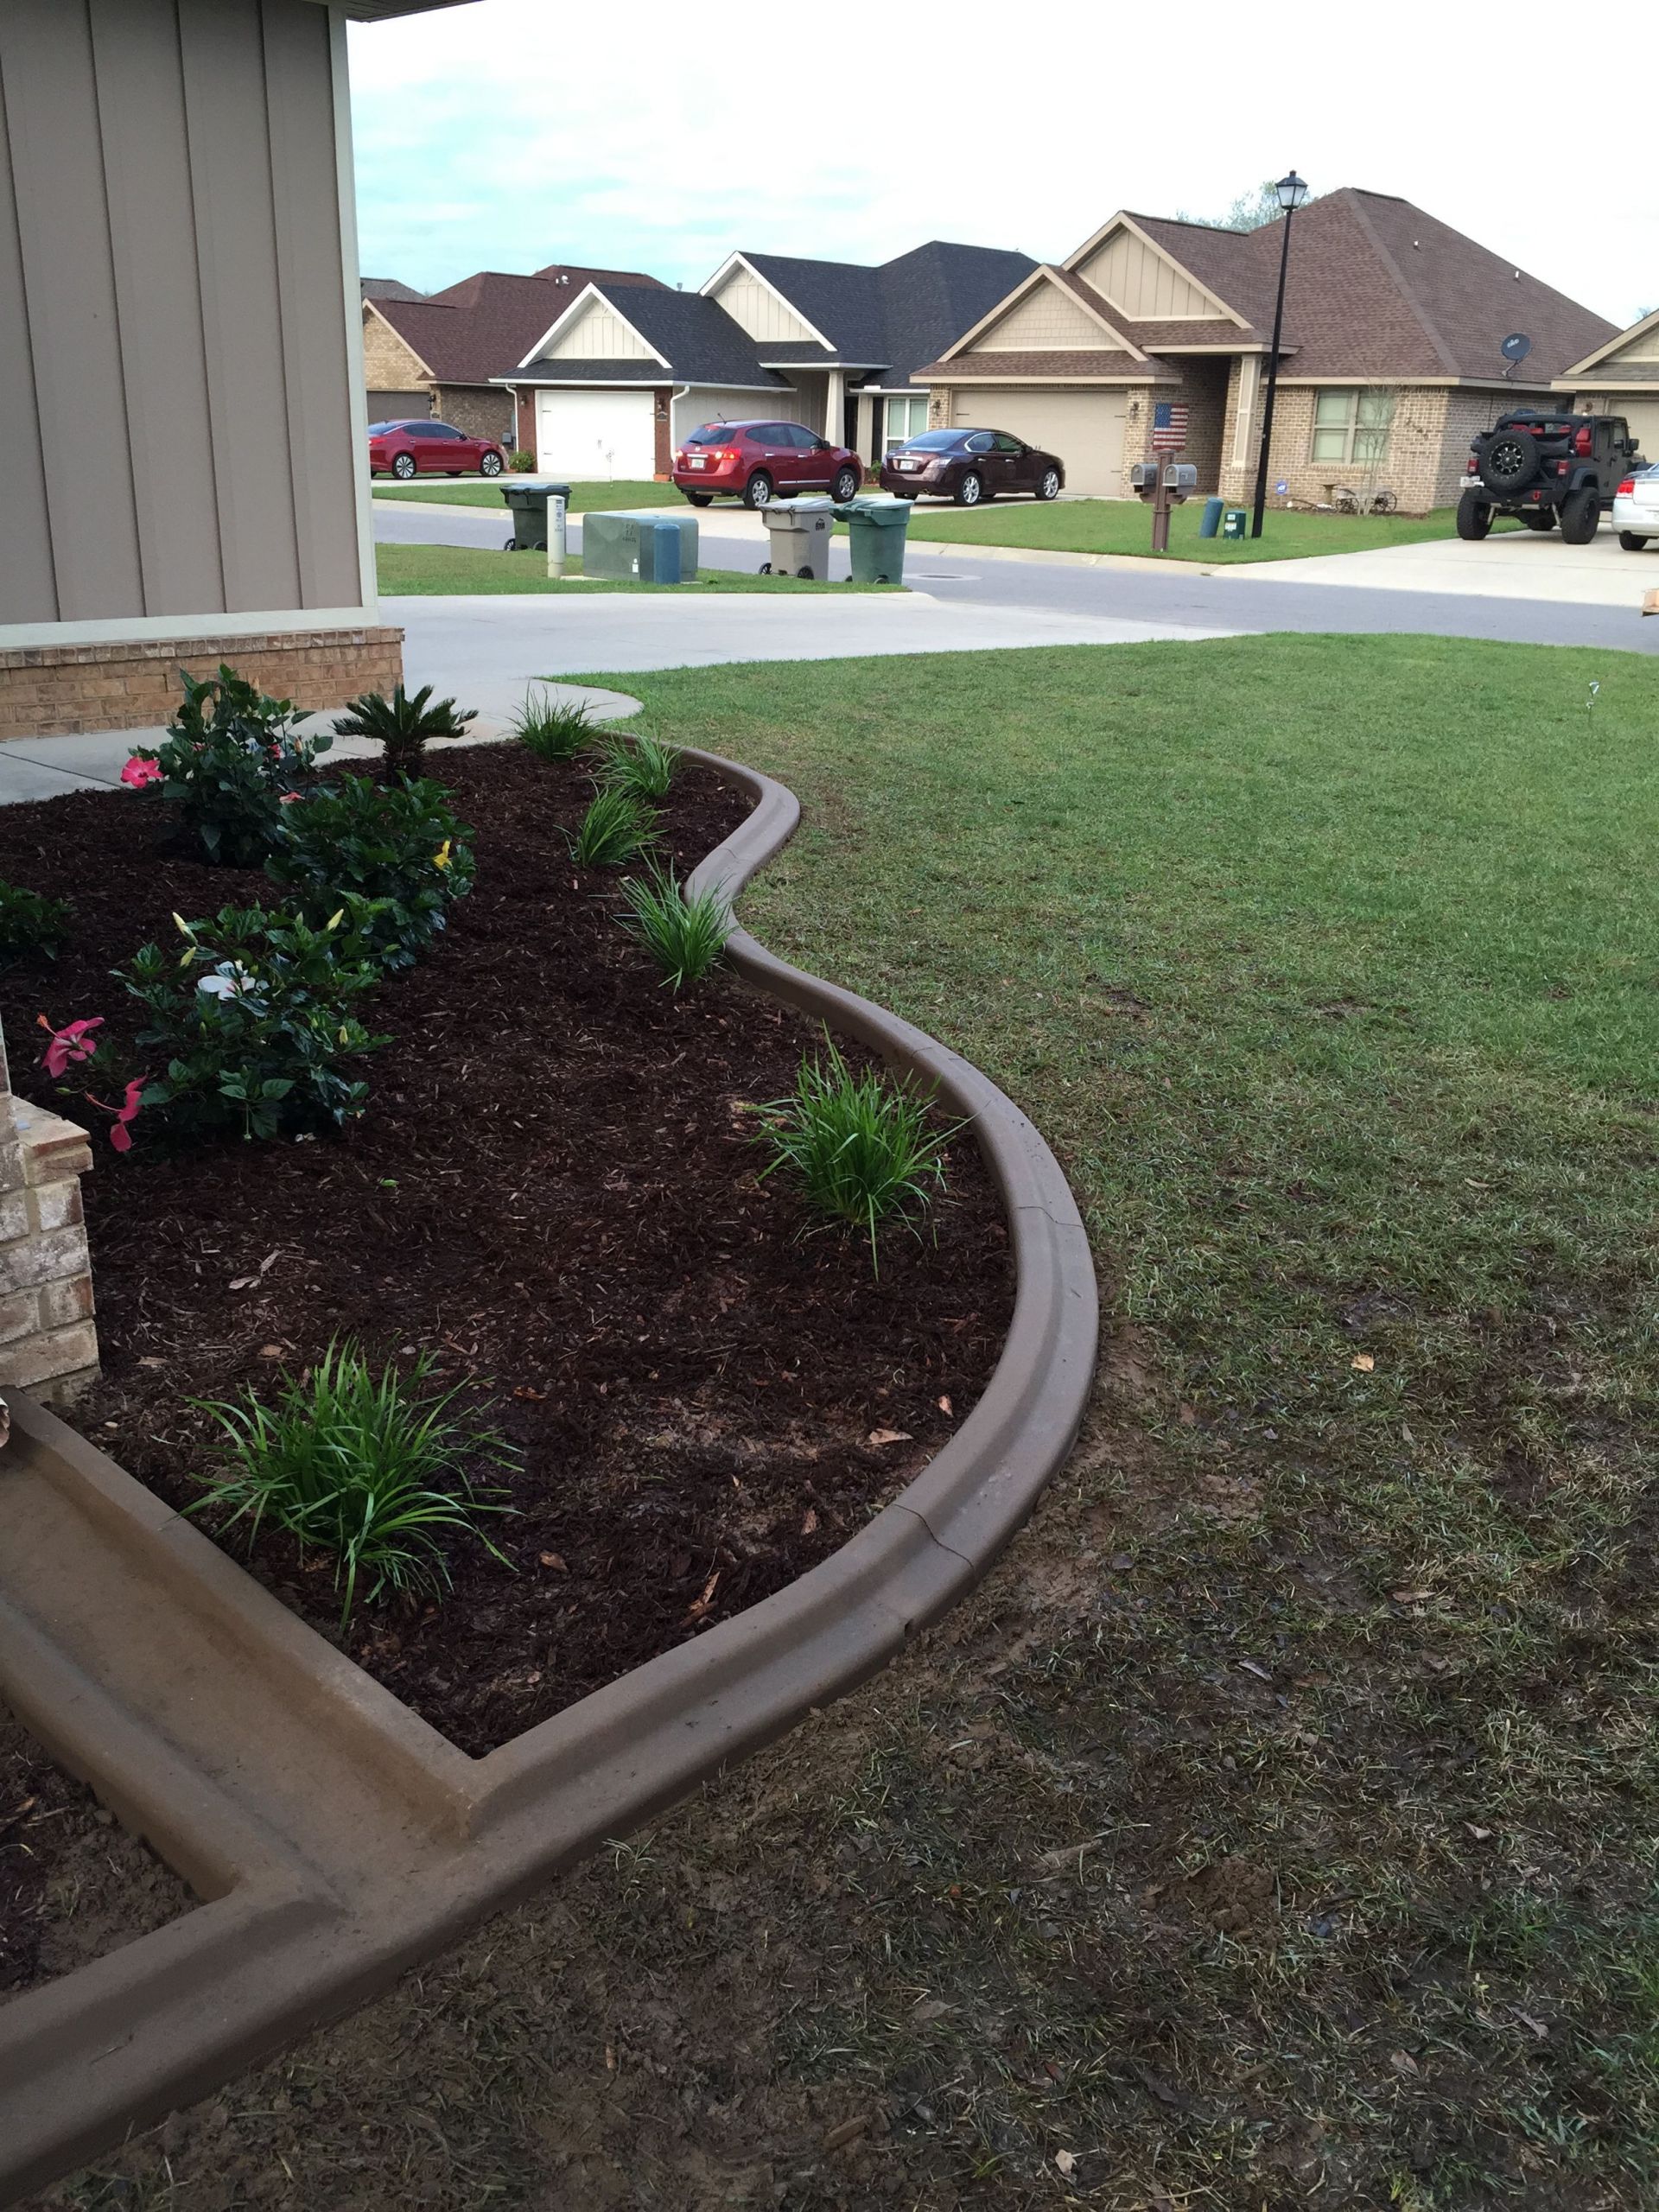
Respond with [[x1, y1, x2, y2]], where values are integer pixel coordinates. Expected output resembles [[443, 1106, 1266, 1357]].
[[1558, 310, 1659, 459], [917, 190, 1619, 513], [0, 0, 472, 742]]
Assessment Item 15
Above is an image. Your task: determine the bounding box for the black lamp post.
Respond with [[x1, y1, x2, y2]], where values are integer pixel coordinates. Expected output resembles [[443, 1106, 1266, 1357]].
[[1249, 168, 1309, 538]]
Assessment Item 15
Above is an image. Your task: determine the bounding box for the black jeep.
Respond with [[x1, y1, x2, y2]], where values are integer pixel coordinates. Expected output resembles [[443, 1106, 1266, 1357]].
[[1457, 409, 1640, 543]]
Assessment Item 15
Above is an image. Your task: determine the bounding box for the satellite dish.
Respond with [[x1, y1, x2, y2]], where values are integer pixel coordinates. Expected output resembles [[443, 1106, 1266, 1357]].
[[1502, 332, 1533, 362]]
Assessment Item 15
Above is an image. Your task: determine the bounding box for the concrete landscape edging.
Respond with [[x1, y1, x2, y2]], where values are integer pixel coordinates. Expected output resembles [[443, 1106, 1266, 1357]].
[[0, 748, 1098, 2204]]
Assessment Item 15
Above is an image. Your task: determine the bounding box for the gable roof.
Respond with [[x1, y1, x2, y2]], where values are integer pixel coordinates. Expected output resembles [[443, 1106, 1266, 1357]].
[[369, 264, 664, 387], [361, 277, 425, 302], [1560, 305, 1659, 380], [516, 282, 792, 391]]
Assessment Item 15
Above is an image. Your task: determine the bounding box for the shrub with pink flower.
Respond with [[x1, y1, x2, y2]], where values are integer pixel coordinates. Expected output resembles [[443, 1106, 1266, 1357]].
[[120, 756, 162, 790]]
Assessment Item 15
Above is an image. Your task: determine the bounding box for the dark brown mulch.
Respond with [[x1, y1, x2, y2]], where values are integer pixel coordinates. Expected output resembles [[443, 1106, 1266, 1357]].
[[0, 745, 1012, 1758], [0, 1713, 193, 1999]]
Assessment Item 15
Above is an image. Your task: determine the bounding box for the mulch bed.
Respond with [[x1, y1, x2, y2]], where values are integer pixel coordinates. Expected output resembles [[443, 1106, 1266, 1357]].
[[0, 745, 1013, 1757]]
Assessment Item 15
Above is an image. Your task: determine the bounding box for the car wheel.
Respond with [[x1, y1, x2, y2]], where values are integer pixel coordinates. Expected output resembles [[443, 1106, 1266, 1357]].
[[743, 472, 774, 509], [1455, 491, 1492, 541], [480, 452, 504, 478], [1560, 487, 1599, 544], [1519, 510, 1556, 531], [1036, 467, 1062, 502], [1478, 431, 1541, 499], [391, 453, 417, 480], [797, 566, 815, 579], [831, 467, 860, 503], [956, 471, 984, 506], [1619, 531, 1651, 551], [683, 492, 713, 507]]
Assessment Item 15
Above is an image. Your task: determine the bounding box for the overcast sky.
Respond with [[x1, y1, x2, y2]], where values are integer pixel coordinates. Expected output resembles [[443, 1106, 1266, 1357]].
[[349, 0, 1656, 329]]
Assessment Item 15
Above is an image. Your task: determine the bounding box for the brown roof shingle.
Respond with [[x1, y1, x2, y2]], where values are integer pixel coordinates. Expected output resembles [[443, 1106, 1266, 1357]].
[[370, 265, 664, 388], [914, 348, 1173, 381]]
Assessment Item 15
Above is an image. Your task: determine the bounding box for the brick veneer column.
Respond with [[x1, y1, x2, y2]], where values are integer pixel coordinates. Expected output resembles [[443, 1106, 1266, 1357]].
[[0, 1024, 99, 1403]]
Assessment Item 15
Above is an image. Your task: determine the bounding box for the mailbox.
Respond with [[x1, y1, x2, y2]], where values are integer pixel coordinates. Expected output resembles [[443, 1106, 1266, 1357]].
[[1129, 461, 1160, 499], [1166, 463, 1198, 504]]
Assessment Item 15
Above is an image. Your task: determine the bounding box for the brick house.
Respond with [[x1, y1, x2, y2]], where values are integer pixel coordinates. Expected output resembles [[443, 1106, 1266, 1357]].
[[362, 263, 665, 448], [916, 190, 1619, 512]]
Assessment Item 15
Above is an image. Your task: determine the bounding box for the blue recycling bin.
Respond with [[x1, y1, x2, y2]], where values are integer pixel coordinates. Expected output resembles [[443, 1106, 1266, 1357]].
[[1198, 496, 1225, 539]]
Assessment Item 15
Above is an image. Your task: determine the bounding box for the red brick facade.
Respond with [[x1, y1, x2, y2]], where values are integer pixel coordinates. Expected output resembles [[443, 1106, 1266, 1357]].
[[654, 388, 673, 479]]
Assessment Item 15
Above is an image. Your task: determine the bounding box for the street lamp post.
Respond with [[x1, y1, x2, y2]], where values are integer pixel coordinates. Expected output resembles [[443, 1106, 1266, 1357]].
[[1250, 168, 1309, 539]]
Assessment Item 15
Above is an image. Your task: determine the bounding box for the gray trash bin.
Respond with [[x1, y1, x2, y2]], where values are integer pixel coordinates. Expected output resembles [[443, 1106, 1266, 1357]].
[[760, 497, 835, 581], [499, 480, 571, 551]]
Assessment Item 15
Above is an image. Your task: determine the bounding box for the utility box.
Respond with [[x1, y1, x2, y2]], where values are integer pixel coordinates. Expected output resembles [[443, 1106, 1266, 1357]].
[[583, 510, 699, 582], [499, 480, 572, 551], [760, 497, 835, 580], [1221, 507, 1249, 540]]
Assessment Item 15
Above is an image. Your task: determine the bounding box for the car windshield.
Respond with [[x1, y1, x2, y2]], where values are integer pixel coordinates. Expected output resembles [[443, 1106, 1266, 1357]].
[[684, 426, 737, 446], [365, 423, 395, 435], [901, 431, 963, 451]]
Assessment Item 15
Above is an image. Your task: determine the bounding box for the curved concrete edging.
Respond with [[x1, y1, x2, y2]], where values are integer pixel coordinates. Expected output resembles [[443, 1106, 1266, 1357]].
[[0, 750, 1098, 2204]]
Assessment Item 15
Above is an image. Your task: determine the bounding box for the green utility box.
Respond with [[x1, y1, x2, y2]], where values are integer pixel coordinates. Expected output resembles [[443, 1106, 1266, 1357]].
[[582, 510, 700, 582], [499, 481, 571, 550], [1220, 507, 1249, 541], [833, 496, 912, 585]]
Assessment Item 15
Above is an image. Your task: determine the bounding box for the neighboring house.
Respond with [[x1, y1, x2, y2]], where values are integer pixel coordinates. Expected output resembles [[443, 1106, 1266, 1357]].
[[1558, 309, 1659, 461], [363, 263, 665, 447], [361, 276, 426, 302], [916, 191, 1619, 511], [1, 0, 476, 743], [505, 241, 1035, 480]]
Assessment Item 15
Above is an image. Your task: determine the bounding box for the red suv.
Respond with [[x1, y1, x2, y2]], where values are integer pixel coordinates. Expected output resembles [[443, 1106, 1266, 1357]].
[[671, 421, 861, 509], [368, 419, 505, 480]]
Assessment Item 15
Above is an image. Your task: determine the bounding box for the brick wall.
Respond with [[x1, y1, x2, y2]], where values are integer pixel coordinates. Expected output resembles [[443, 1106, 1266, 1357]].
[[0, 626, 404, 742], [433, 383, 513, 445], [653, 387, 672, 479], [362, 309, 431, 398], [1121, 359, 1230, 496], [0, 1025, 99, 1404]]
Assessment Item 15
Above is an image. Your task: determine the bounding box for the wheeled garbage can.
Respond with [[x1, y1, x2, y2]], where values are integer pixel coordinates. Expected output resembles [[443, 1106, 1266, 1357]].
[[500, 481, 571, 551], [759, 497, 836, 580], [835, 496, 911, 585]]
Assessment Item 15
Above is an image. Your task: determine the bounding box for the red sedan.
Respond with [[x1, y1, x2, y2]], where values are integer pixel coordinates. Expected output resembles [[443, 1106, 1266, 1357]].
[[368, 418, 505, 480], [671, 420, 861, 509]]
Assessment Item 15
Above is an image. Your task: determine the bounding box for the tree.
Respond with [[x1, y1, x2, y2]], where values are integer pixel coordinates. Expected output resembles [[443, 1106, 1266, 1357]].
[[1177, 181, 1313, 233]]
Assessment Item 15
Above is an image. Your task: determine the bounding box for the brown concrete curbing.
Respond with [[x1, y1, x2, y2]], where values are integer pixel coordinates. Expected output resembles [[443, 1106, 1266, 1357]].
[[0, 750, 1098, 2202]]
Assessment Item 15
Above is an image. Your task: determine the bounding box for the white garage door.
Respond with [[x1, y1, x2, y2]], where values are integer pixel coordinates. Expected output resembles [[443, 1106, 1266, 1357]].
[[1614, 393, 1659, 462], [535, 389, 654, 480], [953, 388, 1127, 495]]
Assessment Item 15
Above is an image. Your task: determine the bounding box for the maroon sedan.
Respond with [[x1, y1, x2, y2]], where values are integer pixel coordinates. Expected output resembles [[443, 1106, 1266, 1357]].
[[672, 420, 861, 509], [368, 419, 505, 480], [880, 427, 1064, 505]]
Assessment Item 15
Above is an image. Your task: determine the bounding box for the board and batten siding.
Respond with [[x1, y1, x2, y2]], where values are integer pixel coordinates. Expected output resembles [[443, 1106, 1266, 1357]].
[[544, 299, 659, 361], [0, 0, 371, 634], [707, 265, 817, 346], [1076, 228, 1229, 321]]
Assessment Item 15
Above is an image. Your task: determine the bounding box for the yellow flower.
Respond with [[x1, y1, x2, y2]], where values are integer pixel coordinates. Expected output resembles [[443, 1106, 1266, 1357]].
[[327, 907, 346, 931], [433, 840, 452, 872]]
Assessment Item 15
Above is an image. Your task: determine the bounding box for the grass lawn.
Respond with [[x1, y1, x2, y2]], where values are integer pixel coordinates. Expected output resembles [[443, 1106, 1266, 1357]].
[[62, 636, 1659, 2209], [899, 497, 1512, 563], [371, 477, 678, 512], [375, 543, 892, 595]]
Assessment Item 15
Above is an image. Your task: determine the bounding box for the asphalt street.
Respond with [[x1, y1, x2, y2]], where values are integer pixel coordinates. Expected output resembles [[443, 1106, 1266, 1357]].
[[374, 498, 1659, 658]]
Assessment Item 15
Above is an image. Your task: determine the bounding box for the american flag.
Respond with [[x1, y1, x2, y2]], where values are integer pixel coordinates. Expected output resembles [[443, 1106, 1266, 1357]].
[[1151, 401, 1189, 451]]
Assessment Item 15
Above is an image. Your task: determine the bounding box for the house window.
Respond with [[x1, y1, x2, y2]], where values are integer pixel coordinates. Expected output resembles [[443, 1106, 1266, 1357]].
[[884, 395, 929, 451], [1310, 387, 1395, 466]]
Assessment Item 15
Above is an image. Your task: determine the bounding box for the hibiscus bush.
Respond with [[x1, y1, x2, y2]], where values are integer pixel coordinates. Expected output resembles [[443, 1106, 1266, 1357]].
[[127, 666, 331, 866], [119, 905, 387, 1140], [265, 775, 475, 972]]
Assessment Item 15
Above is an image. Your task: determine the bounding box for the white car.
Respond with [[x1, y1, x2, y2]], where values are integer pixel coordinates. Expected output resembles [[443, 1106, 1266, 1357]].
[[1613, 461, 1659, 550]]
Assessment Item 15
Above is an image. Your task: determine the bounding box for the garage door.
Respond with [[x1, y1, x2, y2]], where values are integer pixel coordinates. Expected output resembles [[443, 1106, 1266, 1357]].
[[1614, 393, 1659, 462], [953, 388, 1126, 495], [535, 389, 655, 480]]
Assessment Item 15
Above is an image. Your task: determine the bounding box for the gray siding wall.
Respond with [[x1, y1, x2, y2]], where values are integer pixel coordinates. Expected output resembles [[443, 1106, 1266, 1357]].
[[0, 0, 365, 629]]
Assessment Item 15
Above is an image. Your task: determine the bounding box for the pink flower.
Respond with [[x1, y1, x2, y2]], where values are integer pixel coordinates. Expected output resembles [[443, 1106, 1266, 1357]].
[[121, 756, 162, 789], [278, 791, 303, 805], [38, 1015, 104, 1079], [86, 1079, 144, 1154]]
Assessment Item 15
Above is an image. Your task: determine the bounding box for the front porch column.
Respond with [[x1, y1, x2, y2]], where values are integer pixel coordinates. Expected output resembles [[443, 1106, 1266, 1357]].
[[824, 367, 844, 442]]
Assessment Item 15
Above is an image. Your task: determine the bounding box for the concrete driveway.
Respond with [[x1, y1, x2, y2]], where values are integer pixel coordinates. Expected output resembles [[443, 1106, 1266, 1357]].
[[1253, 524, 1659, 605]]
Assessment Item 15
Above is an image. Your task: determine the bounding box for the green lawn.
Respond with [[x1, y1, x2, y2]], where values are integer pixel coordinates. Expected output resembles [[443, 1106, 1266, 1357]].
[[899, 496, 1508, 562], [374, 543, 891, 595], [371, 478, 677, 512]]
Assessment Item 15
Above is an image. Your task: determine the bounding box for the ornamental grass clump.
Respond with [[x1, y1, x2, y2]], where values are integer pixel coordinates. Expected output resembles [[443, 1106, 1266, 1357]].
[[0, 879, 72, 961], [331, 683, 476, 779], [189, 1342, 517, 1626], [590, 729, 682, 801], [120, 903, 387, 1139], [568, 785, 658, 868], [758, 1039, 959, 1268], [266, 772, 474, 971], [619, 863, 731, 991], [128, 665, 331, 865], [512, 688, 594, 762]]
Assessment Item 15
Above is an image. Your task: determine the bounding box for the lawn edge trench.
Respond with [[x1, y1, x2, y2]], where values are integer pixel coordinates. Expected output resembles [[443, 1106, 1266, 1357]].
[[0, 747, 1098, 2205]]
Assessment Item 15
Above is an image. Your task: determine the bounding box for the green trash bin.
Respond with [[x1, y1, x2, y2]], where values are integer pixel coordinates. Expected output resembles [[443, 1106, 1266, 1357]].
[[1220, 507, 1248, 542], [499, 480, 571, 551], [834, 496, 912, 585]]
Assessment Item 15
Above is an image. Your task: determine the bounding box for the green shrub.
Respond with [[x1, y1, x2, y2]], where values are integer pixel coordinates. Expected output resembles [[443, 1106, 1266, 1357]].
[[568, 785, 658, 868], [510, 450, 537, 473], [129, 665, 331, 866], [121, 904, 387, 1140], [0, 880, 72, 961], [189, 1341, 516, 1625], [590, 729, 682, 801], [757, 1039, 957, 1267], [331, 683, 476, 779], [266, 773, 474, 971], [619, 863, 730, 990], [511, 688, 593, 761]]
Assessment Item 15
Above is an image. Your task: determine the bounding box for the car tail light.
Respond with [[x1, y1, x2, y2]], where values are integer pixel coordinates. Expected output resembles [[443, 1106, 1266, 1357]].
[[1618, 478, 1636, 497], [1555, 460, 1569, 474]]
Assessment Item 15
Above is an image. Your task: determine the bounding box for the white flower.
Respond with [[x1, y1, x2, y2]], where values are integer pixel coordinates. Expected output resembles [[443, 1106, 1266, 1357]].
[[198, 963, 257, 1001]]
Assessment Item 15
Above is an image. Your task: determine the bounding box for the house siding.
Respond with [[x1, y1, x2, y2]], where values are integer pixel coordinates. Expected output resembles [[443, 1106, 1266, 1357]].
[[1076, 229, 1226, 321], [970, 285, 1103, 352]]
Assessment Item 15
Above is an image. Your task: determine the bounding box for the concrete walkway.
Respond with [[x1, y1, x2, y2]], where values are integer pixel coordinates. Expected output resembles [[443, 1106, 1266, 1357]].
[[1249, 526, 1659, 605]]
